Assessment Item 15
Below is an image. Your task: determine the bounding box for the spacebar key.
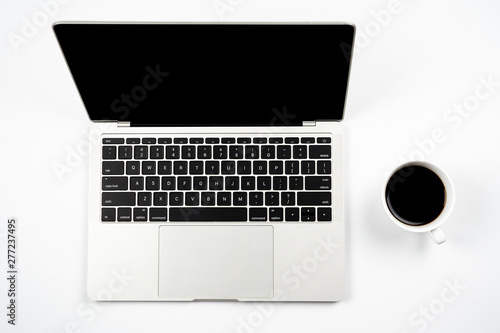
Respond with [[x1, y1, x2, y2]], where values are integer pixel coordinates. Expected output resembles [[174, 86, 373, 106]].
[[169, 208, 247, 221]]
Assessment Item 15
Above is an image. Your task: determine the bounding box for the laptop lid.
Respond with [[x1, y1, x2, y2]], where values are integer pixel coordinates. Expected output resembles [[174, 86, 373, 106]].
[[53, 22, 355, 126]]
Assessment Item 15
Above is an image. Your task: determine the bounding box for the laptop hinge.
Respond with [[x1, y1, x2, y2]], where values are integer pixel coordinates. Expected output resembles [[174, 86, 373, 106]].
[[117, 121, 131, 127], [302, 121, 316, 127]]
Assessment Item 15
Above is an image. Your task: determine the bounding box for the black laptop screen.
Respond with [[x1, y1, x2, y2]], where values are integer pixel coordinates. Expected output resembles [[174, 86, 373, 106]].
[[54, 23, 354, 126]]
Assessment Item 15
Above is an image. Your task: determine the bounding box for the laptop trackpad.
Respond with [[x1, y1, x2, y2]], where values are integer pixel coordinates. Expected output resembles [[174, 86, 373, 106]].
[[159, 225, 274, 299]]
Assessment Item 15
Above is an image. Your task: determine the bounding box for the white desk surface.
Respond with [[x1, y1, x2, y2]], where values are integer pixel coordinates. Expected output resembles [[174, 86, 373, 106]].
[[1, 1, 499, 332]]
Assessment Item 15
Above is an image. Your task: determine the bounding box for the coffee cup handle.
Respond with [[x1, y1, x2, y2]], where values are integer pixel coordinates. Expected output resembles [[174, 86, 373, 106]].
[[428, 228, 446, 244]]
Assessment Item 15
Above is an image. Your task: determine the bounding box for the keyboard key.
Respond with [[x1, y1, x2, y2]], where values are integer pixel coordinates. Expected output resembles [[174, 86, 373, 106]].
[[293, 145, 307, 159], [201, 192, 216, 206], [158, 161, 172, 175], [102, 146, 116, 159], [281, 192, 295, 206], [261, 145, 275, 159], [309, 145, 331, 159], [177, 177, 192, 190], [269, 161, 283, 174], [134, 208, 148, 221], [318, 208, 332, 221], [317, 137, 331, 144], [126, 161, 140, 175], [305, 176, 332, 190], [118, 146, 132, 159], [162, 177, 175, 190], [253, 161, 267, 174], [185, 192, 200, 206], [217, 192, 231, 206], [205, 161, 220, 174], [142, 161, 156, 175], [102, 192, 135, 206], [253, 138, 267, 144], [265, 192, 279, 206], [249, 208, 267, 221], [213, 146, 228, 159], [126, 138, 140, 144], [206, 138, 219, 144], [301, 137, 315, 144], [150, 146, 164, 159], [209, 176, 224, 190], [142, 138, 156, 144], [174, 138, 188, 144], [285, 137, 299, 144], [221, 161, 235, 174], [101, 208, 116, 222], [146, 176, 160, 190], [269, 208, 283, 221], [297, 192, 331, 206], [102, 177, 128, 190], [170, 208, 246, 221], [286, 208, 300, 221], [301, 208, 315, 222], [285, 161, 299, 174], [237, 161, 251, 174], [232, 192, 247, 206], [117, 208, 132, 222], [102, 161, 124, 175], [174, 161, 188, 175], [301, 161, 315, 174], [229, 145, 244, 159], [150, 208, 167, 221], [169, 192, 183, 206], [103, 138, 124, 144], [197, 146, 211, 159], [134, 146, 148, 159], [273, 176, 287, 190], [237, 137, 251, 144], [193, 176, 208, 190], [137, 192, 152, 206], [225, 177, 239, 190], [257, 176, 271, 190], [154, 192, 168, 206], [245, 146, 259, 159], [189, 161, 204, 175], [158, 138, 172, 144], [277, 145, 291, 159], [221, 138, 235, 144], [130, 177, 144, 190], [182, 146, 196, 159], [241, 176, 256, 190], [269, 138, 283, 144], [248, 191, 263, 206], [317, 161, 332, 174], [190, 138, 204, 144], [166, 146, 180, 159], [289, 176, 303, 190]]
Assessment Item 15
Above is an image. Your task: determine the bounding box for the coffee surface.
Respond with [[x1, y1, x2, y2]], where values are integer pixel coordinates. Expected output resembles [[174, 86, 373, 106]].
[[386, 165, 446, 226]]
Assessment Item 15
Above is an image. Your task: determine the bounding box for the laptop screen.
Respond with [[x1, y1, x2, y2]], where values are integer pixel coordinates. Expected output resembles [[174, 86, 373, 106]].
[[54, 23, 354, 126]]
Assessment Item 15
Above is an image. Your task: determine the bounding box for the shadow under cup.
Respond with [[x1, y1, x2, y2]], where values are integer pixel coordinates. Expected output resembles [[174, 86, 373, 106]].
[[385, 165, 447, 226]]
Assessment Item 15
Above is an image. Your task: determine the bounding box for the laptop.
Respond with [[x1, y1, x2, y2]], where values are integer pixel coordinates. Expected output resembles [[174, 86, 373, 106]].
[[53, 22, 355, 301]]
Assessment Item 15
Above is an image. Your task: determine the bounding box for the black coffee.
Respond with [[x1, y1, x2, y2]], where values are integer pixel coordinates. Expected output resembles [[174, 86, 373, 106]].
[[385, 165, 446, 226]]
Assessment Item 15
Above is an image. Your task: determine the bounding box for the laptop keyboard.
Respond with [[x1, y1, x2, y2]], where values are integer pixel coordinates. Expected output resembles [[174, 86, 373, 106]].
[[101, 135, 333, 223]]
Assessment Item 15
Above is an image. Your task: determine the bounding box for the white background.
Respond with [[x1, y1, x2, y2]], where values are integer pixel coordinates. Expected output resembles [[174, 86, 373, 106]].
[[1, 0, 500, 332]]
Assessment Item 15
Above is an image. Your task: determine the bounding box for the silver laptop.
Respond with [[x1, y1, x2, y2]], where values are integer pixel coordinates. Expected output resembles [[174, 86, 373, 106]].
[[53, 22, 355, 301]]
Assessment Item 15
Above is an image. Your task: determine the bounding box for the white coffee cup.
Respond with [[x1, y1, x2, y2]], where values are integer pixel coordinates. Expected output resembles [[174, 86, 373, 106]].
[[382, 161, 455, 244]]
